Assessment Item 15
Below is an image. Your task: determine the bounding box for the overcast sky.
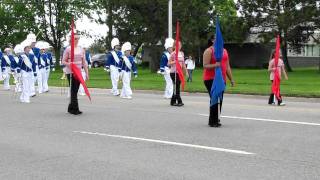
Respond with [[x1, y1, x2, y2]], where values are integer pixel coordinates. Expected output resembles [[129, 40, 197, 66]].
[[75, 15, 108, 48]]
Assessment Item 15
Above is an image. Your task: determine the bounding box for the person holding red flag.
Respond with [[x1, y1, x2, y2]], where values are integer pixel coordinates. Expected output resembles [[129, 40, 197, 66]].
[[168, 40, 188, 106], [268, 50, 288, 106], [62, 32, 89, 115]]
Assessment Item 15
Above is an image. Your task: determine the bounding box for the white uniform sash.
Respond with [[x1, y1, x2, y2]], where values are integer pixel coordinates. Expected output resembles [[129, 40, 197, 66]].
[[40, 56, 46, 66], [111, 51, 120, 64], [22, 54, 33, 70], [3, 55, 11, 65], [34, 56, 38, 65], [14, 57, 20, 64], [123, 56, 132, 70], [164, 52, 170, 62], [164, 52, 171, 74]]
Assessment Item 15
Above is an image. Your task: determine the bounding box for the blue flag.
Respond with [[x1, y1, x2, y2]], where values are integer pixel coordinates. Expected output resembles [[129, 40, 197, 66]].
[[210, 17, 226, 106]]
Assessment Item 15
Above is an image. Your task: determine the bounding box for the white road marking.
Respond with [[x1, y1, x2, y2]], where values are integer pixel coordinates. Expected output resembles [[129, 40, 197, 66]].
[[199, 114, 320, 126], [73, 131, 254, 155]]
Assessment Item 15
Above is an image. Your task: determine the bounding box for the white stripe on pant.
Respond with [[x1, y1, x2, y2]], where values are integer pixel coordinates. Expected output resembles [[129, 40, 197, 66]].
[[120, 71, 132, 98], [78, 68, 86, 95], [43, 67, 50, 92], [110, 65, 120, 95], [163, 71, 173, 98], [2, 67, 11, 90], [20, 70, 33, 103]]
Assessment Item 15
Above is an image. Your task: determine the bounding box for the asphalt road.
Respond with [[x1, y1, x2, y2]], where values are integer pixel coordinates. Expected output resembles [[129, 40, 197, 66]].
[[0, 86, 319, 180]]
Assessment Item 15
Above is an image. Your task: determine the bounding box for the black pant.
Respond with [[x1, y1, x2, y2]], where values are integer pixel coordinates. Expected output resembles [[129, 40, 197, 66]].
[[268, 80, 282, 105], [204, 80, 223, 125], [67, 74, 80, 112], [170, 73, 182, 105]]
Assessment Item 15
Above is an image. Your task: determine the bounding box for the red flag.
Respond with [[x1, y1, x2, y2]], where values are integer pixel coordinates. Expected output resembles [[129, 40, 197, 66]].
[[174, 21, 185, 91], [70, 17, 91, 101], [272, 35, 281, 100]]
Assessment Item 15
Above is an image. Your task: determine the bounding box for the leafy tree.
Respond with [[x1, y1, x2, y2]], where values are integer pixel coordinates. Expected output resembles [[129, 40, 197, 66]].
[[0, 0, 36, 49], [31, 0, 93, 67], [237, 0, 320, 71], [93, 0, 247, 64], [0, 0, 93, 67]]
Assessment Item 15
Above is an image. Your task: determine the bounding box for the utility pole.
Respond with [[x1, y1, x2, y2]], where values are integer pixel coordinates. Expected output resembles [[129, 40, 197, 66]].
[[168, 0, 172, 38]]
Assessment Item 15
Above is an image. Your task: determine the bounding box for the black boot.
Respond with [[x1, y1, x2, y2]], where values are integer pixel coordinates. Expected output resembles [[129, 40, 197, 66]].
[[170, 95, 177, 106], [68, 103, 75, 114], [208, 105, 221, 127], [176, 95, 184, 107], [268, 94, 275, 105], [73, 102, 82, 115], [68, 103, 82, 115]]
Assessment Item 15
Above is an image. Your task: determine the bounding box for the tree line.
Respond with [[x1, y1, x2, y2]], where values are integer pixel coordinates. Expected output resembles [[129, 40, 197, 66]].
[[0, 0, 319, 70]]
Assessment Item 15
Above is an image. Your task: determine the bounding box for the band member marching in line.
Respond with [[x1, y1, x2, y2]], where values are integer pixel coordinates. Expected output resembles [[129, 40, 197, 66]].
[[120, 42, 138, 99], [159, 38, 174, 99], [0, 49, 2, 80], [35, 42, 47, 94], [36, 42, 51, 93], [1, 48, 15, 90], [105, 38, 122, 96], [19, 40, 37, 103], [78, 47, 88, 96], [13, 45, 24, 93], [27, 33, 40, 96], [45, 48, 55, 92]]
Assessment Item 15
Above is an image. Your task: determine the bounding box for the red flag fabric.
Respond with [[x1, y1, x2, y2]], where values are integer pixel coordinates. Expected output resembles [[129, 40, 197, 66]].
[[174, 21, 185, 91], [272, 35, 281, 100], [70, 17, 91, 101]]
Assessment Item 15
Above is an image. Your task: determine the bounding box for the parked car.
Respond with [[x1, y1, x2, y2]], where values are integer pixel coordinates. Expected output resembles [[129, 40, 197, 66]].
[[91, 53, 107, 68]]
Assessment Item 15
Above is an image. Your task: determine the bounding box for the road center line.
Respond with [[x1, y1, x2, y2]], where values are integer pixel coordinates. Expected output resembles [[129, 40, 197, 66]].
[[199, 114, 320, 126], [73, 131, 254, 155]]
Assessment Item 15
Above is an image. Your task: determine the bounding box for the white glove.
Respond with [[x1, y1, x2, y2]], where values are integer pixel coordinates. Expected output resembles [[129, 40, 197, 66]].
[[88, 65, 92, 69], [134, 75, 138, 78], [52, 68, 55, 72], [2, 74, 7, 79]]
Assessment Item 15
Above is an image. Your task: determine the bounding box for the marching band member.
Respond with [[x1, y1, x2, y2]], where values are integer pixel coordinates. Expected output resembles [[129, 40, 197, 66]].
[[159, 38, 174, 99], [1, 48, 15, 90], [105, 38, 122, 96], [27, 33, 40, 96], [13, 45, 23, 93], [0, 49, 2, 80], [120, 42, 137, 99], [44, 48, 54, 92], [35, 42, 46, 93], [78, 47, 88, 96], [19, 40, 37, 103]]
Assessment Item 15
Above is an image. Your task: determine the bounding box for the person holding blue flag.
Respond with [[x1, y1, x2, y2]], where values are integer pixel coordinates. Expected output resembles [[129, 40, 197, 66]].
[[203, 19, 234, 127]]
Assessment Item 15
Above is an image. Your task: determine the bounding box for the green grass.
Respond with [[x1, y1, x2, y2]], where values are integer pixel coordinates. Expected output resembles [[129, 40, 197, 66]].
[[9, 67, 320, 97]]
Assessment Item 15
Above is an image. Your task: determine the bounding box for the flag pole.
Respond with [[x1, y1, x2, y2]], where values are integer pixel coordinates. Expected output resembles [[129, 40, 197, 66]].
[[70, 17, 75, 105]]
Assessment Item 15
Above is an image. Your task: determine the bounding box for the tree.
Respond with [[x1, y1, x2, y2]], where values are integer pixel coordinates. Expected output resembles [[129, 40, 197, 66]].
[[0, 0, 93, 67], [93, 0, 247, 62], [237, 0, 320, 71], [0, 0, 36, 49], [31, 0, 93, 67]]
